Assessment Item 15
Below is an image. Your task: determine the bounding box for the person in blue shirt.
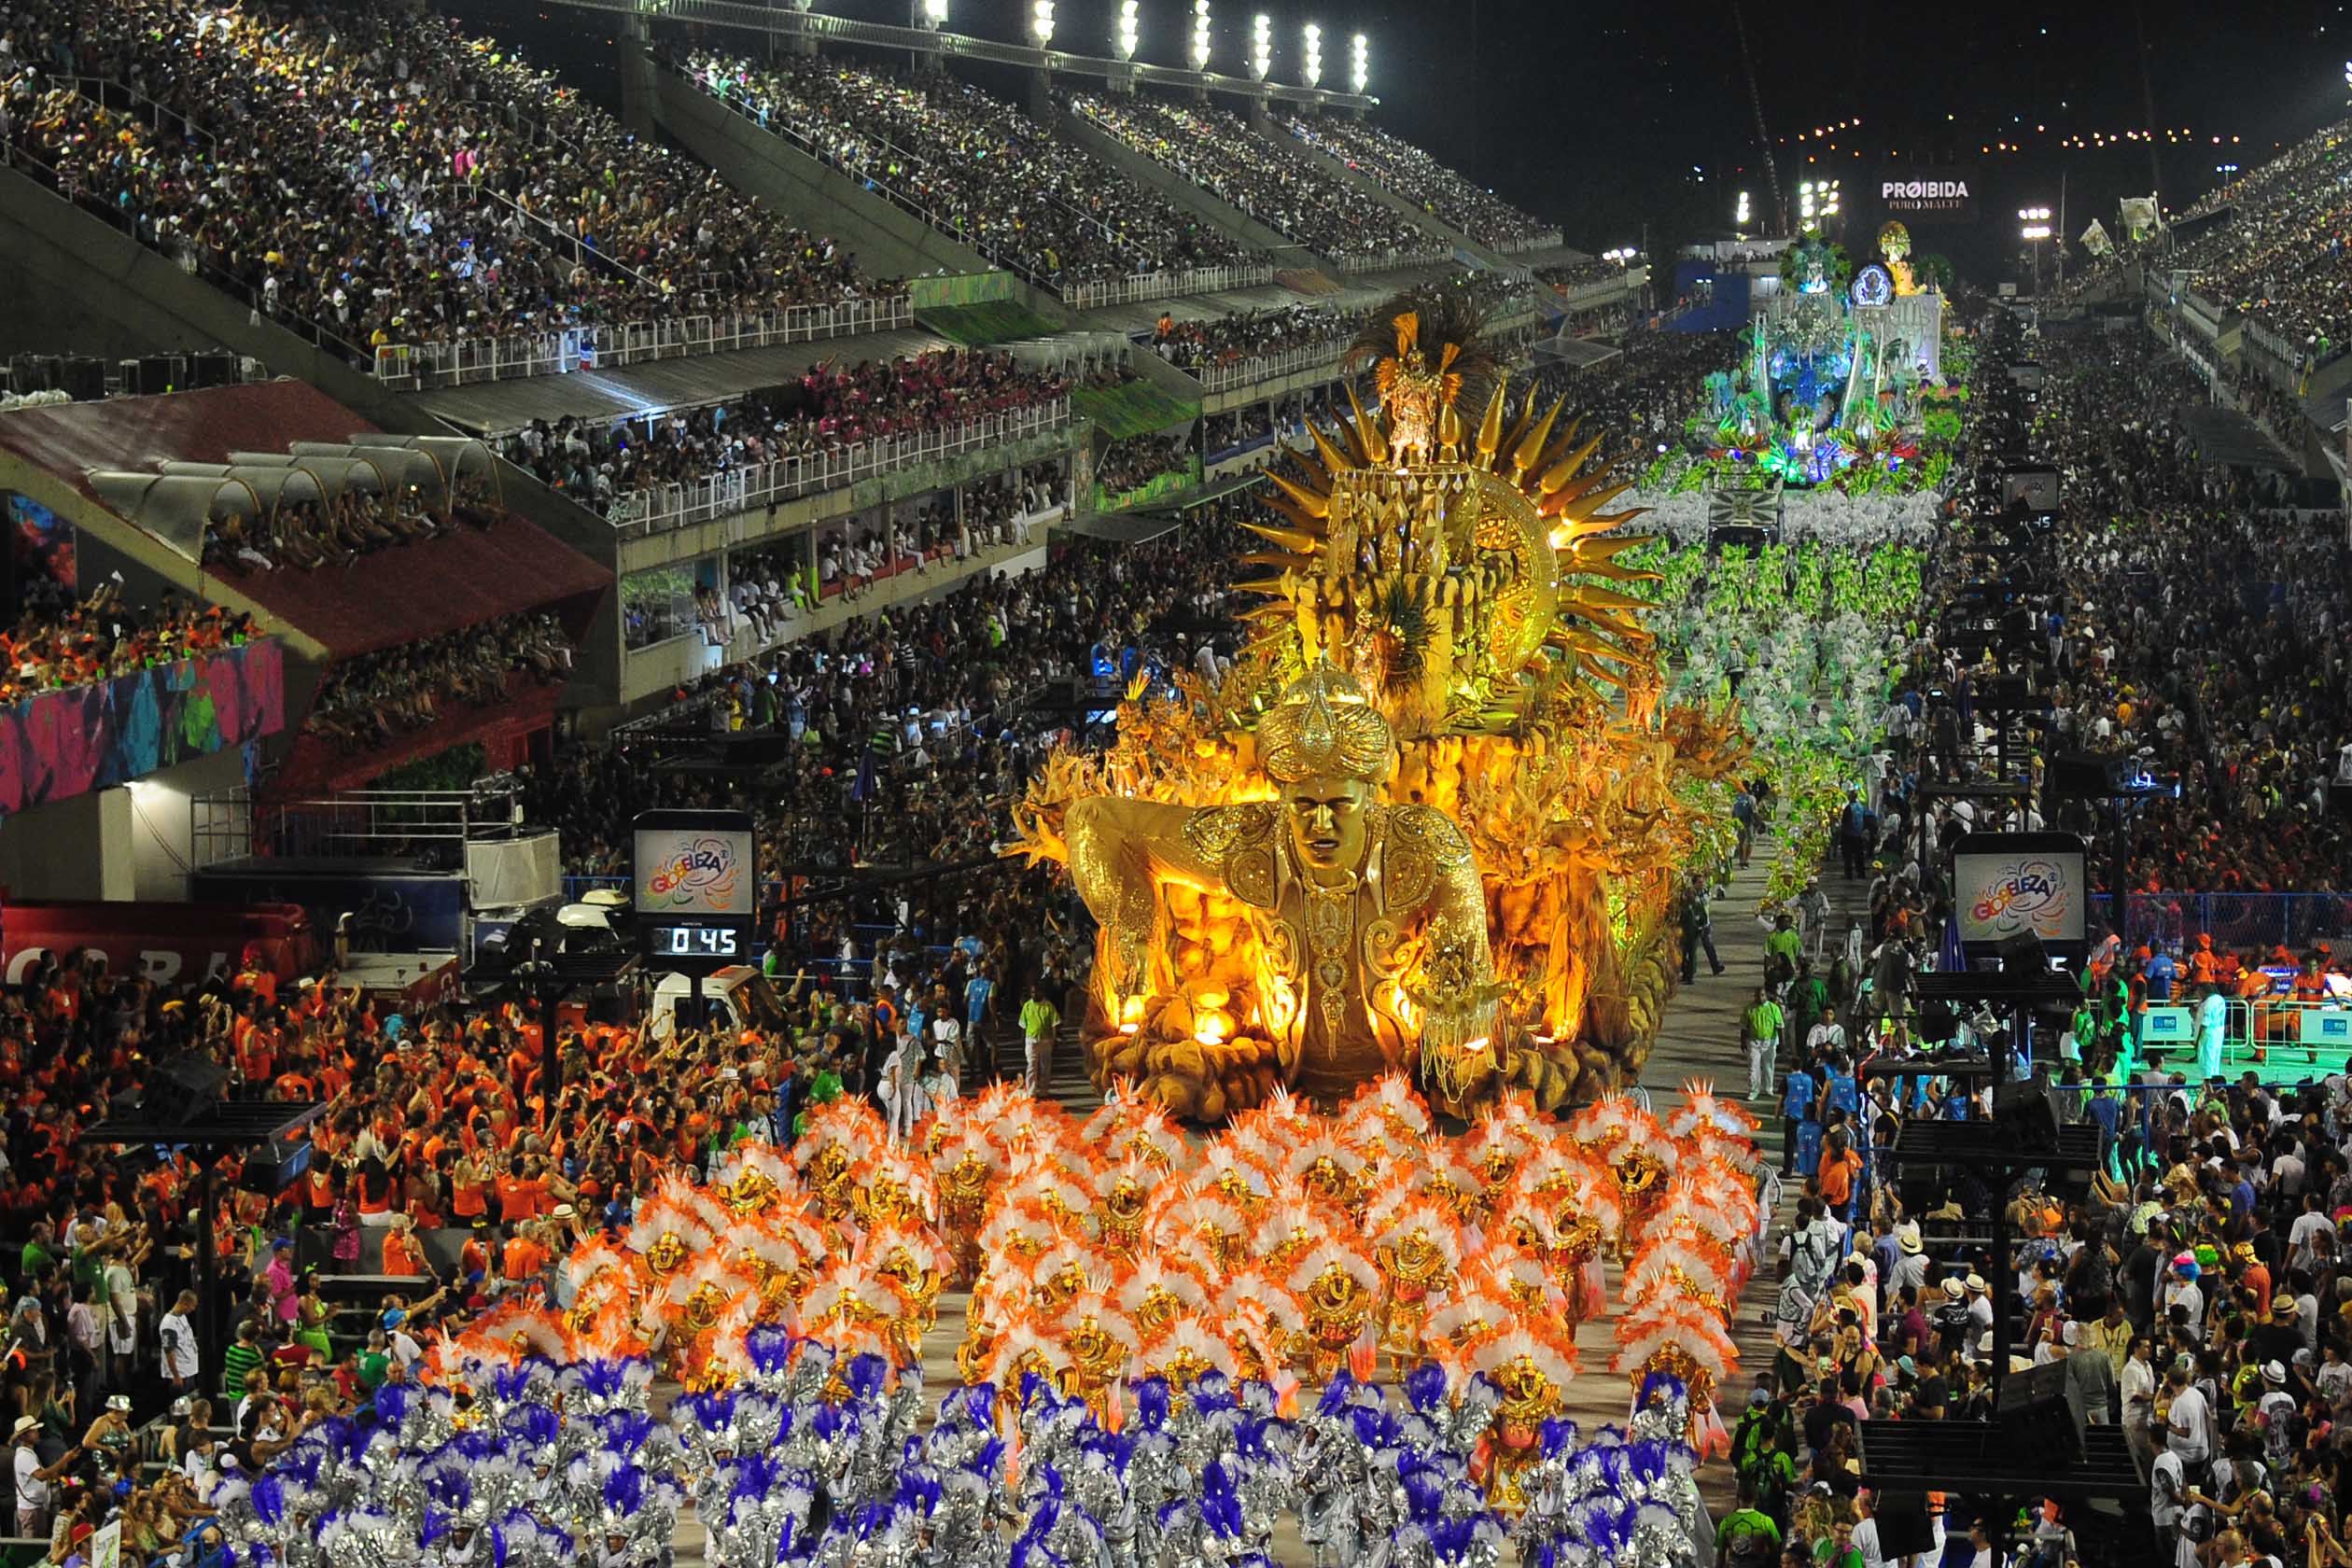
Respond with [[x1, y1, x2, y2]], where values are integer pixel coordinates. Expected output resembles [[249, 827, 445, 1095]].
[[2143, 946, 2177, 1002], [1780, 1066, 1816, 1178], [1823, 1056, 1859, 1120], [964, 969, 994, 1034]]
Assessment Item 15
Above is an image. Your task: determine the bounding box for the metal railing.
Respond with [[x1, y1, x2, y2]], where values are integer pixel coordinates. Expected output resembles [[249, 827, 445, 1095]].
[[1335, 244, 1456, 275], [65, 76, 216, 155], [1554, 267, 1650, 308], [603, 398, 1073, 539], [1061, 263, 1279, 311], [2085, 889, 2352, 953], [368, 296, 916, 391], [1495, 231, 1566, 256], [1189, 340, 1350, 394], [193, 784, 526, 871]]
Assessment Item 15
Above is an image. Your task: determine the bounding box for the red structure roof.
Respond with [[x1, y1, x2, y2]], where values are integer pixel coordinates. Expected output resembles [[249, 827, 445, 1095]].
[[0, 383, 608, 659]]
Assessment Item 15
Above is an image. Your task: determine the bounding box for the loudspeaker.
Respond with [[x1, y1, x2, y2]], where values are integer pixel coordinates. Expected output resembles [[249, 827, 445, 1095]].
[[136, 356, 175, 396], [58, 357, 104, 403], [1874, 1493, 1937, 1558], [236, 1137, 314, 1195], [140, 1057, 229, 1127], [1992, 1077, 2062, 1153], [192, 350, 237, 388], [1996, 931, 2051, 973], [1995, 1357, 2087, 1468]]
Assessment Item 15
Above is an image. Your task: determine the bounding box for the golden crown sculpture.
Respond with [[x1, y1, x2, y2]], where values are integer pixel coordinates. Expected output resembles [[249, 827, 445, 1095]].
[[1013, 289, 1746, 1122]]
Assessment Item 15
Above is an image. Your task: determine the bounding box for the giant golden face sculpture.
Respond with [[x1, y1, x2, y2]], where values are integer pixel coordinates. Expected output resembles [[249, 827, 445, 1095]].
[[1014, 291, 1747, 1122]]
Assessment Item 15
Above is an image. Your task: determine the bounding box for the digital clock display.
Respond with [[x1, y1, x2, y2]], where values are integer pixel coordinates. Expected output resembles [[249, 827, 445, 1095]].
[[650, 924, 740, 959]]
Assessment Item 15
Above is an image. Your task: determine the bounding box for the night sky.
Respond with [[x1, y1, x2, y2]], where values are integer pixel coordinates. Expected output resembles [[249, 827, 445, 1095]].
[[481, 0, 2352, 283]]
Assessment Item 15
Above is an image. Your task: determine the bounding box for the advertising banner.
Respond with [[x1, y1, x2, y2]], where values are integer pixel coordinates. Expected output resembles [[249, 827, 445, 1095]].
[[633, 818, 756, 919], [0, 637, 284, 815], [1877, 170, 1977, 225], [1952, 833, 2088, 949], [2, 900, 315, 987]]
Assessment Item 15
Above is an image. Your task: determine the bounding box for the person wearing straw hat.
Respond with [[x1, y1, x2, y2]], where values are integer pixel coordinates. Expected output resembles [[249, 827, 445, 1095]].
[[10, 1413, 79, 1539]]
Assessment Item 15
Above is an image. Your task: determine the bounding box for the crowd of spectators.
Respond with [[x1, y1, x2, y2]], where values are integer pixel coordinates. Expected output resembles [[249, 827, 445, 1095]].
[[1540, 257, 1644, 296], [1740, 925, 2352, 1568], [0, 482, 1253, 1550], [0, 0, 885, 364], [2166, 119, 2352, 364], [1147, 301, 1358, 373], [1881, 324, 2352, 895], [1063, 91, 1437, 261], [1728, 311, 2352, 1568], [305, 613, 573, 753], [0, 585, 258, 704], [713, 464, 1070, 646], [494, 350, 1071, 523], [675, 49, 1259, 289], [201, 488, 468, 576], [1280, 115, 1557, 251], [1093, 432, 1194, 498]]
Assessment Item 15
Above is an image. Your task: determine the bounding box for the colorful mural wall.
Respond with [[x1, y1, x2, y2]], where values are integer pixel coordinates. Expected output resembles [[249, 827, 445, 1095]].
[[0, 637, 284, 814]]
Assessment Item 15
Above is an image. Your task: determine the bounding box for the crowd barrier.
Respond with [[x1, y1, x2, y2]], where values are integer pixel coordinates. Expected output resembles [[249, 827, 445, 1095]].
[[368, 297, 917, 391], [601, 399, 1071, 539], [2086, 889, 2352, 952], [1553, 267, 1649, 308], [1061, 265, 1279, 312], [1493, 231, 1566, 256], [1191, 341, 1348, 394], [1334, 245, 1455, 276]]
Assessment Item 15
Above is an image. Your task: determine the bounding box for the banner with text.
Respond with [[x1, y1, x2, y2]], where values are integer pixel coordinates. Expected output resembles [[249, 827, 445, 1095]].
[[1876, 169, 1978, 226]]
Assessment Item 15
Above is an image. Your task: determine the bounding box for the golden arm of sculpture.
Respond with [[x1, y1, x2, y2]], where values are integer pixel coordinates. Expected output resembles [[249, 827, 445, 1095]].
[[1063, 795, 1231, 1019]]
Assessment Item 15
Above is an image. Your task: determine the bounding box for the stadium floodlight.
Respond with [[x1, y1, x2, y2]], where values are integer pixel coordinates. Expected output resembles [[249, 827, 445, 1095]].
[[1302, 22, 1321, 87], [1029, 0, 1054, 44], [1349, 33, 1367, 94], [915, 0, 947, 25], [1191, 0, 1212, 69], [1799, 179, 1817, 224], [1114, 0, 1140, 58], [1734, 189, 1752, 230], [1250, 13, 1272, 80]]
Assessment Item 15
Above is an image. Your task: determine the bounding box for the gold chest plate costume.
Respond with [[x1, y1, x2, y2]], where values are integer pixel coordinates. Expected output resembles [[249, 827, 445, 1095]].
[[1178, 798, 1485, 1104]]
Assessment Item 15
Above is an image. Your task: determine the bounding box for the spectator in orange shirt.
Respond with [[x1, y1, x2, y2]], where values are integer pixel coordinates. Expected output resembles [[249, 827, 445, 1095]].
[[501, 1223, 551, 1288], [382, 1215, 430, 1280], [492, 1152, 548, 1222]]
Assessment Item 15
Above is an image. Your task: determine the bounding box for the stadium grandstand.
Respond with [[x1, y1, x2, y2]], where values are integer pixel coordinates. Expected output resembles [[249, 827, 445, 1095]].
[[0, 4, 1688, 1566]]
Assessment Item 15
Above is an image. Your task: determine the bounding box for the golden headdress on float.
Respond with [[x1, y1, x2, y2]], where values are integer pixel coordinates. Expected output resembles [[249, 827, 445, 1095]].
[[1255, 663, 1394, 785]]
